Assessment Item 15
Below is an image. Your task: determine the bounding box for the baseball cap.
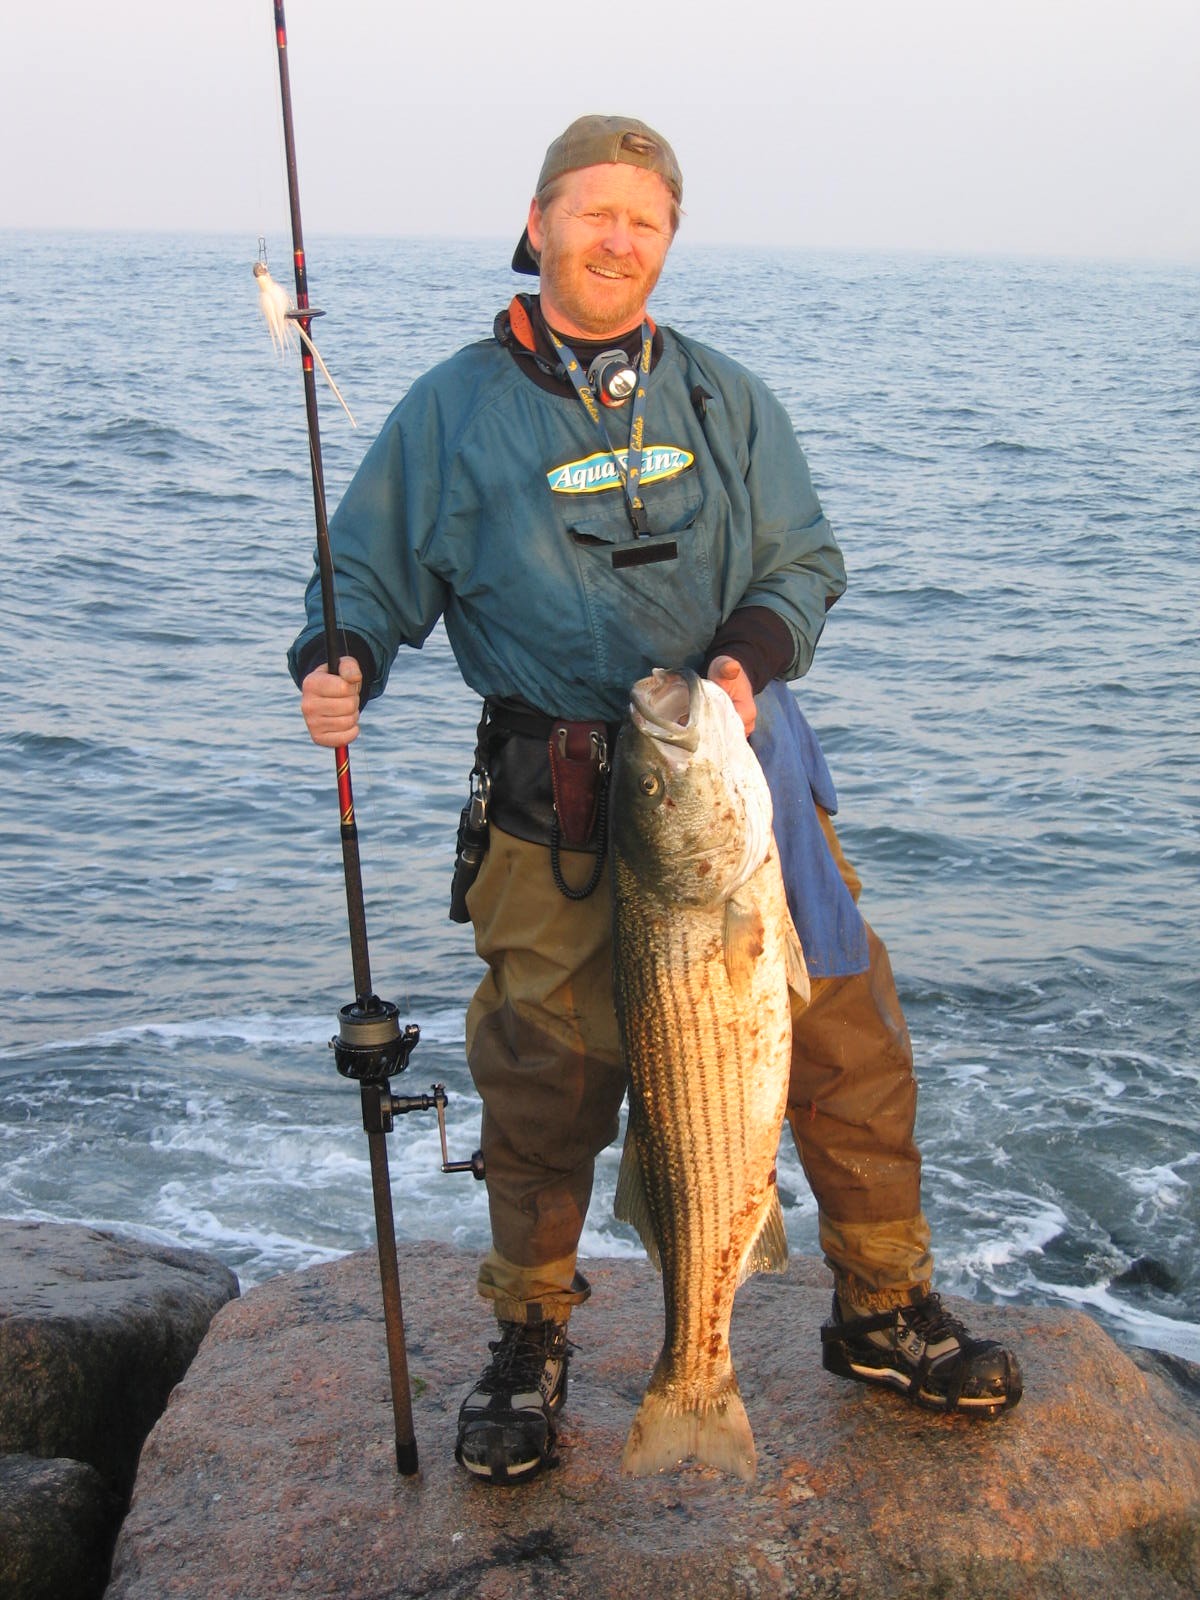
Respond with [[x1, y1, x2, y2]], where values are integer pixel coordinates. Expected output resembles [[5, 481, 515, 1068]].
[[512, 114, 683, 275]]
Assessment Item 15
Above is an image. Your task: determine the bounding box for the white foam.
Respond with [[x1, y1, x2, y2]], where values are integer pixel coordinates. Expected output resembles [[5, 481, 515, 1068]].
[[940, 1058, 991, 1086], [0, 1013, 333, 1058], [1124, 1163, 1188, 1200], [1037, 1278, 1200, 1365], [958, 1202, 1070, 1275], [147, 1122, 365, 1181], [151, 1191, 351, 1279], [579, 1219, 649, 1260], [0, 1210, 195, 1253], [1089, 1069, 1127, 1100]]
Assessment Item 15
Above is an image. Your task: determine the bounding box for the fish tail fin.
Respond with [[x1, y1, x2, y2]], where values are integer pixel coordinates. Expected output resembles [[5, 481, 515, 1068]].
[[621, 1378, 756, 1481], [737, 1188, 789, 1286]]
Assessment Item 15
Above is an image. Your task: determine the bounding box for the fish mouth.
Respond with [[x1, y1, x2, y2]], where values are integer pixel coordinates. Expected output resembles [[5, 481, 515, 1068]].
[[622, 668, 771, 895], [629, 669, 701, 755]]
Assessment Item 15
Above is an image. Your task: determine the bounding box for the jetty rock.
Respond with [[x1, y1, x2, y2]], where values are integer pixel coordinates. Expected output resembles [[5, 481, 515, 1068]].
[[108, 1242, 1200, 1600], [0, 1219, 239, 1600], [0, 1454, 119, 1600]]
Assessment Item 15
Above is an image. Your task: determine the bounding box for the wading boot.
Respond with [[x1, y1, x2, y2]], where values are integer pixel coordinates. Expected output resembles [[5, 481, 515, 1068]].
[[455, 1318, 571, 1483], [821, 1288, 1022, 1417]]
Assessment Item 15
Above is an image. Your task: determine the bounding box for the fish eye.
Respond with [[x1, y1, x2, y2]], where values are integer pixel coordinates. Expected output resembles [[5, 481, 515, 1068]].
[[639, 773, 661, 796]]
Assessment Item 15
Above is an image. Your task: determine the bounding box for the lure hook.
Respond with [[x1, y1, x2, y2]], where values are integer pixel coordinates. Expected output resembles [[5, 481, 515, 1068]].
[[252, 254, 357, 427]]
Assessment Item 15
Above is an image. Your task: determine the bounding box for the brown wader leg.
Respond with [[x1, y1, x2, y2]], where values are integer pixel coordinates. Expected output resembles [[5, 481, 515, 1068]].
[[464, 824, 625, 1326], [788, 809, 933, 1312], [467, 813, 929, 1319]]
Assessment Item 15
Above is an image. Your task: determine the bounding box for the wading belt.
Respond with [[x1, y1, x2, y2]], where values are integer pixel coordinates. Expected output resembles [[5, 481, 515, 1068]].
[[482, 699, 619, 900]]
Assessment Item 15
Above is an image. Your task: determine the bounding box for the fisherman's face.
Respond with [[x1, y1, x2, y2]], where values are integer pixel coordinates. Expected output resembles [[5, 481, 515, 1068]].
[[527, 163, 675, 340]]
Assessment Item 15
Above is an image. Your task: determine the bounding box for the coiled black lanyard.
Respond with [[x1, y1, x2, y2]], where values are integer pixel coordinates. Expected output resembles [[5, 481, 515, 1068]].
[[547, 323, 654, 535]]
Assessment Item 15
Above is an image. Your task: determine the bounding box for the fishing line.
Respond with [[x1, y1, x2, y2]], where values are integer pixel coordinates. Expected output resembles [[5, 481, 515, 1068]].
[[235, 0, 290, 262]]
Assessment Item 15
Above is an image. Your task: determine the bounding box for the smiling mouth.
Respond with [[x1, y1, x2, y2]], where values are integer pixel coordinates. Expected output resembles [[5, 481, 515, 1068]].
[[586, 263, 631, 281]]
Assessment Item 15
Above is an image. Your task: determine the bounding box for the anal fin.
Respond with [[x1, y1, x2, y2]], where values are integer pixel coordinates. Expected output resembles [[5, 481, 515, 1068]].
[[614, 1130, 662, 1270], [736, 1188, 789, 1286]]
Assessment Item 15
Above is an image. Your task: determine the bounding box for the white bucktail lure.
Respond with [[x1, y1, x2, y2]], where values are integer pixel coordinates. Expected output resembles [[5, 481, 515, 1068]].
[[253, 258, 357, 428]]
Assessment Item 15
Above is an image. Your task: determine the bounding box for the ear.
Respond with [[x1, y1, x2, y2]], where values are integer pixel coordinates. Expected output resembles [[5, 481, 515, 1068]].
[[526, 196, 546, 253]]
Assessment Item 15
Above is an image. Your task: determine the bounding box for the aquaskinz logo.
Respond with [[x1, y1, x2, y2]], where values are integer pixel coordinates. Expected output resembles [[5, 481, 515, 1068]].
[[547, 444, 694, 495]]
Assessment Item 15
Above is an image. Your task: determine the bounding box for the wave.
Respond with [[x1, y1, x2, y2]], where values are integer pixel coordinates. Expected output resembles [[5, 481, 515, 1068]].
[[1032, 1279, 1200, 1365], [0, 1006, 468, 1063]]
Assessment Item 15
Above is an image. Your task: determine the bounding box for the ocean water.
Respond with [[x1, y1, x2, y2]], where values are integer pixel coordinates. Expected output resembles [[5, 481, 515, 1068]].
[[1, 231, 1197, 1364]]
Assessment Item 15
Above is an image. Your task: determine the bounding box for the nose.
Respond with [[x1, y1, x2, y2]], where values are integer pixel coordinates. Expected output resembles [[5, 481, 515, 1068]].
[[599, 213, 635, 257]]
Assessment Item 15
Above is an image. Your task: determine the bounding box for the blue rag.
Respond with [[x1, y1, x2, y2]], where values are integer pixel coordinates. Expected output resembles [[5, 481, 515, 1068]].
[[749, 681, 870, 978]]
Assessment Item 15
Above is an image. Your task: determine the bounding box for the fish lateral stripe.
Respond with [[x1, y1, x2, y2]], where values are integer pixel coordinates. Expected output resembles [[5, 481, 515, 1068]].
[[547, 445, 694, 495]]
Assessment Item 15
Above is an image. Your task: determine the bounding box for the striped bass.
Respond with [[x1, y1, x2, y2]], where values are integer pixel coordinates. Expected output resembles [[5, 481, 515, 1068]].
[[611, 668, 809, 1480]]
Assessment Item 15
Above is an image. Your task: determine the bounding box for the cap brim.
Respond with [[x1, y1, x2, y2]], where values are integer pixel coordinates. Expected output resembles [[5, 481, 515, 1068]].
[[511, 228, 539, 276]]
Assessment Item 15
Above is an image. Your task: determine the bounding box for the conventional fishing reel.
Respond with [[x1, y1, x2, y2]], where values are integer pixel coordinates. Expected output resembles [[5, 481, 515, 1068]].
[[332, 997, 485, 1180]]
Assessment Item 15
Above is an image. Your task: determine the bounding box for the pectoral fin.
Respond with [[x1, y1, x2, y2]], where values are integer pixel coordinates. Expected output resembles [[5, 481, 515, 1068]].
[[724, 896, 766, 988]]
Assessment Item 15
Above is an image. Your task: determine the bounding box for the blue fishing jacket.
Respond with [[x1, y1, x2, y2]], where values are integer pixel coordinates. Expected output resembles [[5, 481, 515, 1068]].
[[288, 325, 846, 722], [288, 320, 868, 974]]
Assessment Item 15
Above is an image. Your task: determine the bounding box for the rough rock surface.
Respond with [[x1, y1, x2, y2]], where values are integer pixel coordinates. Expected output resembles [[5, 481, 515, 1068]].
[[0, 1454, 119, 1600], [108, 1243, 1200, 1600], [0, 1220, 240, 1498]]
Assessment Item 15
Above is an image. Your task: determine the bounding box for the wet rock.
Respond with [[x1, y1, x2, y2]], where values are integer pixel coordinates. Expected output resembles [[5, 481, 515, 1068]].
[[0, 1453, 119, 1600], [109, 1243, 1200, 1600], [1113, 1255, 1180, 1293], [0, 1220, 239, 1498], [1129, 1343, 1200, 1410]]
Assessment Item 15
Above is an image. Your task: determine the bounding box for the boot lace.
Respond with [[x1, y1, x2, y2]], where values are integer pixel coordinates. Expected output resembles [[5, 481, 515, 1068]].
[[478, 1322, 569, 1393], [901, 1292, 971, 1350]]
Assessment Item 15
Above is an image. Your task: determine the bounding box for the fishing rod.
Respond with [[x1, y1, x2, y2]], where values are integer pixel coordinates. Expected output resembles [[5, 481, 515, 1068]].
[[268, 0, 482, 1478]]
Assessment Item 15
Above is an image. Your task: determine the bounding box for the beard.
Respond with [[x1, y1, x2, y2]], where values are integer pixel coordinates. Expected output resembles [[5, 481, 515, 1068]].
[[538, 240, 665, 339]]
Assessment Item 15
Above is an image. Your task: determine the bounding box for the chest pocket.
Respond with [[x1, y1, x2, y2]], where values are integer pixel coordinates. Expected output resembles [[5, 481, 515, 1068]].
[[565, 472, 702, 568], [564, 472, 721, 686]]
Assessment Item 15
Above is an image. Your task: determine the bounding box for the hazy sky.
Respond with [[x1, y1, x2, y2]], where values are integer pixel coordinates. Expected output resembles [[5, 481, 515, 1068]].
[[1, 0, 1197, 261]]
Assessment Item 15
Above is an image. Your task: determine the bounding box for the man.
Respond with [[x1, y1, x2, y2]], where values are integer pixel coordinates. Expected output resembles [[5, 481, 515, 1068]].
[[291, 115, 1022, 1485]]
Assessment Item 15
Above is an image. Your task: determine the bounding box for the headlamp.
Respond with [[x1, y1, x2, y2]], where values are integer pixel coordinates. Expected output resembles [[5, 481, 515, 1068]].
[[587, 350, 639, 408]]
